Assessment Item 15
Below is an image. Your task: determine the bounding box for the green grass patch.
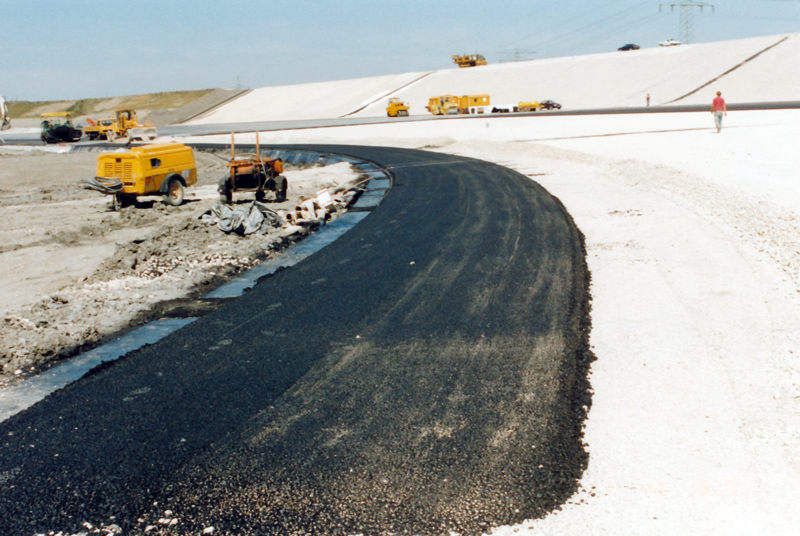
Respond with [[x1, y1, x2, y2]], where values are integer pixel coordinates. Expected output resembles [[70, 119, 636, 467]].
[[7, 100, 57, 118]]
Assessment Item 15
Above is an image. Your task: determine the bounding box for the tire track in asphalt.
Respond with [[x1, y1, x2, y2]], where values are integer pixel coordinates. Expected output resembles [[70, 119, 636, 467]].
[[0, 145, 593, 536]]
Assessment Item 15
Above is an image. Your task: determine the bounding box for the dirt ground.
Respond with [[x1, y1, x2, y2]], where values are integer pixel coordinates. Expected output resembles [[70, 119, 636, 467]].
[[0, 146, 364, 387]]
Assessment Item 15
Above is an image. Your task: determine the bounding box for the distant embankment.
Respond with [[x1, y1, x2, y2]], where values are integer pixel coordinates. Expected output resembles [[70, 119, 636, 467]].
[[9, 33, 799, 129], [6, 88, 245, 126], [190, 33, 800, 124]]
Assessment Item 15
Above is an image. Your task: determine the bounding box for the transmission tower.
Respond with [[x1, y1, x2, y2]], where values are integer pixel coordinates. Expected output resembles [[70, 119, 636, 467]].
[[659, 1, 714, 44]]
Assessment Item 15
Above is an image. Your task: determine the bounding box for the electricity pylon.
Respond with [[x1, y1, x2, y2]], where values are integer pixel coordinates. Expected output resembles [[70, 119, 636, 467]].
[[659, 1, 714, 44]]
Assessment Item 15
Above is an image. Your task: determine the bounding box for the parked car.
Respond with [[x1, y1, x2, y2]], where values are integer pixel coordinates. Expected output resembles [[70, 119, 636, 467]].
[[618, 44, 640, 51], [659, 38, 681, 47], [540, 100, 562, 110]]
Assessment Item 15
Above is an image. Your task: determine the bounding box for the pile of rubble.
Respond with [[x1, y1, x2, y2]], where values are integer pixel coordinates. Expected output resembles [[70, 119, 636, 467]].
[[201, 184, 362, 236]]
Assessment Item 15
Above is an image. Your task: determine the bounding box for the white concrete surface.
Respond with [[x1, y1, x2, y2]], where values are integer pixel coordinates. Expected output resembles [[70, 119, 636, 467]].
[[194, 71, 431, 123], [190, 33, 800, 123]]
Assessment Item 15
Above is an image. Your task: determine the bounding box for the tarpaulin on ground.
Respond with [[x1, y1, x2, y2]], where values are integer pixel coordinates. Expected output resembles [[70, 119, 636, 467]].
[[200, 201, 282, 235]]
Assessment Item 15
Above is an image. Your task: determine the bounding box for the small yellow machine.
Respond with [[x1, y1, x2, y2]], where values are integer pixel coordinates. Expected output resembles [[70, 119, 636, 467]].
[[88, 142, 197, 210], [386, 98, 410, 117], [517, 101, 542, 112], [452, 54, 487, 68]]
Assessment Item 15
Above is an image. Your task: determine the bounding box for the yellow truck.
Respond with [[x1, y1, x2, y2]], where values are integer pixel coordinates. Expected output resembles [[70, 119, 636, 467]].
[[386, 97, 410, 117], [88, 142, 197, 210], [83, 117, 116, 140], [452, 54, 487, 68]]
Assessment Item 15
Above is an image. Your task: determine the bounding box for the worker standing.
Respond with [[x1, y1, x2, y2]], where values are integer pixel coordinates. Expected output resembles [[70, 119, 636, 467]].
[[711, 91, 727, 132]]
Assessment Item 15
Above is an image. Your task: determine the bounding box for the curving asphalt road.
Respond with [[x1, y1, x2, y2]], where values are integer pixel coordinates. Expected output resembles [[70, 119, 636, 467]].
[[0, 145, 593, 536]]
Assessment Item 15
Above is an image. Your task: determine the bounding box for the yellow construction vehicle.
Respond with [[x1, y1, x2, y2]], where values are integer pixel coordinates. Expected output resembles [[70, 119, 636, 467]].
[[86, 142, 197, 210], [104, 109, 158, 141], [427, 95, 491, 115], [452, 54, 487, 68], [386, 98, 410, 117], [517, 101, 542, 112], [426, 95, 460, 115], [40, 112, 82, 143], [83, 117, 116, 140]]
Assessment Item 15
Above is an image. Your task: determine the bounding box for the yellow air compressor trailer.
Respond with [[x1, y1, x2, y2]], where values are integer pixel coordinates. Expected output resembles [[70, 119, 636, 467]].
[[89, 142, 197, 210]]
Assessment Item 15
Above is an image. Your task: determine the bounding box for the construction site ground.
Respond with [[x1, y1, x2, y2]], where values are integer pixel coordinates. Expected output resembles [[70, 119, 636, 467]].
[[0, 146, 362, 387]]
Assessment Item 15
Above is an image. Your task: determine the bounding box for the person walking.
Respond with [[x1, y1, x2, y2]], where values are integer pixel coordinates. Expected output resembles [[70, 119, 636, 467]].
[[711, 91, 727, 132], [646, 93, 650, 107]]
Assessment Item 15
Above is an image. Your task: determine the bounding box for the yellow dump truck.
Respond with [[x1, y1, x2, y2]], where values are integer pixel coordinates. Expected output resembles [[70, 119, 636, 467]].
[[386, 97, 410, 117], [88, 142, 197, 210], [452, 54, 487, 68]]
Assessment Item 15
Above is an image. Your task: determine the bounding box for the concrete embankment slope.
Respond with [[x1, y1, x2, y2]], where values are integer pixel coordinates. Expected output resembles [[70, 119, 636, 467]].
[[190, 33, 799, 124], [194, 71, 432, 123]]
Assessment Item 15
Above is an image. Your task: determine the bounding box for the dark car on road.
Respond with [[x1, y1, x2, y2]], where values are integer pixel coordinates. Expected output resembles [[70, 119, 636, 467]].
[[540, 100, 562, 110], [618, 43, 640, 51]]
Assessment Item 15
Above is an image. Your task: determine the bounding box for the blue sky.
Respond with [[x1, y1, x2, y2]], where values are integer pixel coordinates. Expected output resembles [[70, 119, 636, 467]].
[[1, 0, 798, 101]]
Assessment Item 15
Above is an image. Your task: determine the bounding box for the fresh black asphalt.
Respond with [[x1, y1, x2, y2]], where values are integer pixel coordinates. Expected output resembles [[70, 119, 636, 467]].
[[0, 145, 593, 536]]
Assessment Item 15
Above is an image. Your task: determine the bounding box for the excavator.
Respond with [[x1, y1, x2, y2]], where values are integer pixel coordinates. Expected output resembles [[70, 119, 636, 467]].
[[1, 94, 10, 130]]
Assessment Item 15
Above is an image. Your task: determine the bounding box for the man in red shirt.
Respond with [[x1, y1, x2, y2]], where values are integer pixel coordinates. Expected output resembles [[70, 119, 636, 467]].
[[711, 91, 727, 132]]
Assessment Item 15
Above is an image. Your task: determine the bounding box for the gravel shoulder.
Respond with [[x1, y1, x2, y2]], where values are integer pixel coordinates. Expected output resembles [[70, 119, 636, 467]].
[[434, 138, 800, 536]]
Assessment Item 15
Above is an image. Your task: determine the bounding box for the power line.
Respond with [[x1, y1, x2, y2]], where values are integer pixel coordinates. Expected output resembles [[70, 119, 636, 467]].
[[493, 3, 648, 56], [660, 2, 715, 44], [496, 48, 538, 63]]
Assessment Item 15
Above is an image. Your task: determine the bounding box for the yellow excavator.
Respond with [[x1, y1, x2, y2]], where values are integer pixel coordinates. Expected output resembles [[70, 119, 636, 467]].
[[89, 110, 157, 142]]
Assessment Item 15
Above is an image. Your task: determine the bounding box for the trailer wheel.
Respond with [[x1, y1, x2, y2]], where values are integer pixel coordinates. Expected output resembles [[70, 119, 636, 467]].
[[255, 189, 266, 202], [275, 175, 288, 202], [112, 194, 132, 211], [163, 179, 184, 206], [218, 177, 233, 204]]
